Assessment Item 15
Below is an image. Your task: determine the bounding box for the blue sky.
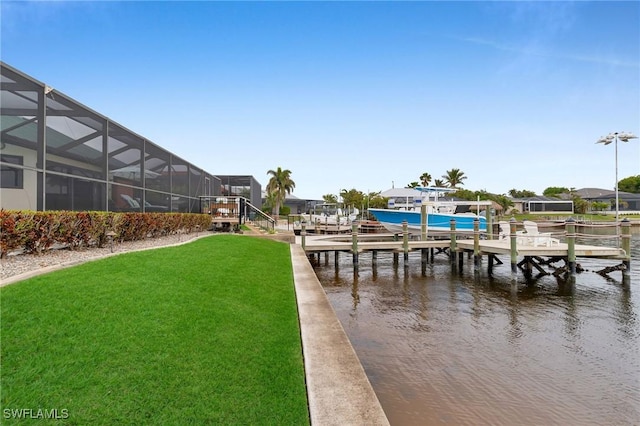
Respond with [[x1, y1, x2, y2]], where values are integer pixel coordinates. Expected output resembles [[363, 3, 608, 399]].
[[2, 1, 638, 200]]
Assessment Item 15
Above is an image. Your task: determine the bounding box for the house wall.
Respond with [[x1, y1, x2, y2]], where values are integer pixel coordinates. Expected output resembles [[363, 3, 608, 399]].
[[1, 62, 223, 213], [527, 201, 574, 213], [0, 145, 38, 210]]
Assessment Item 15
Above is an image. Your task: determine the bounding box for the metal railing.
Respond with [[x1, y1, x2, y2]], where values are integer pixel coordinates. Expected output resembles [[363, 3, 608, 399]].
[[245, 200, 276, 232]]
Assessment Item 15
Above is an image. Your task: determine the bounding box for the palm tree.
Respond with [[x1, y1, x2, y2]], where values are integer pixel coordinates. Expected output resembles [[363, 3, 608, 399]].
[[494, 194, 514, 214], [443, 168, 467, 188], [323, 194, 338, 204], [266, 167, 295, 219], [419, 172, 432, 187], [433, 179, 447, 187], [339, 188, 365, 210], [262, 191, 277, 214]]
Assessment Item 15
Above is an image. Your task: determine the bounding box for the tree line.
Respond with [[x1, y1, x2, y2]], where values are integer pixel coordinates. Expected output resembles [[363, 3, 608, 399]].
[[264, 167, 640, 216]]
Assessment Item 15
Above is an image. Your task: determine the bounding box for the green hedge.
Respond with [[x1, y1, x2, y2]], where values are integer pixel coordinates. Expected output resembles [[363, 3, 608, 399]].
[[0, 210, 211, 258]]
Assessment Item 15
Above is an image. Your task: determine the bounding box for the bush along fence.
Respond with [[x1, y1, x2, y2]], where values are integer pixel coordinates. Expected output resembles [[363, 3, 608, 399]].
[[0, 210, 212, 258]]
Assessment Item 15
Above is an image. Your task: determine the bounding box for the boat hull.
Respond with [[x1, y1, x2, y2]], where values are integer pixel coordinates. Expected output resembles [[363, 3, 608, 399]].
[[368, 208, 487, 234]]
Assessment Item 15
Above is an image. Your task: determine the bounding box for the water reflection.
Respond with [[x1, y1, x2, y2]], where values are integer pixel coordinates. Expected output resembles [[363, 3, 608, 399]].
[[316, 233, 640, 425]]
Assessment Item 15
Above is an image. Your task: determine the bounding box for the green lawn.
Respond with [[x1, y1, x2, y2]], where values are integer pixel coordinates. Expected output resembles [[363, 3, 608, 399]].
[[1, 235, 309, 425]]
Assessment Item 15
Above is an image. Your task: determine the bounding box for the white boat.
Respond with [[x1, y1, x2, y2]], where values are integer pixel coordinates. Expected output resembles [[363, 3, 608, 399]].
[[304, 203, 359, 226], [368, 187, 490, 235], [294, 203, 359, 234]]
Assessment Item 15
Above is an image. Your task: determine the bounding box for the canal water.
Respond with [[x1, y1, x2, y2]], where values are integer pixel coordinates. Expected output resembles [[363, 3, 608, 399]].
[[314, 228, 639, 425]]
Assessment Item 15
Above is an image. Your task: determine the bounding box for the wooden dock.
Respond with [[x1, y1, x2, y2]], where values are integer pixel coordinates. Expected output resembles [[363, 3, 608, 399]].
[[300, 220, 632, 283], [456, 239, 625, 258], [301, 234, 625, 258]]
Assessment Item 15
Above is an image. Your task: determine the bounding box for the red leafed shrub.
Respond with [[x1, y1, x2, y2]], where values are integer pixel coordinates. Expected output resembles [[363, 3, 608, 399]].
[[181, 213, 211, 233], [88, 212, 118, 248], [144, 213, 166, 238], [117, 213, 149, 242], [19, 212, 61, 255], [1, 209, 22, 258], [55, 211, 93, 250], [0, 210, 212, 256], [165, 214, 184, 233]]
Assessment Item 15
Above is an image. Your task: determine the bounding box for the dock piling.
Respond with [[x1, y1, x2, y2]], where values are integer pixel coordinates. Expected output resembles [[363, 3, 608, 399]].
[[450, 219, 457, 266], [421, 204, 427, 241], [403, 220, 409, 263], [473, 218, 481, 269], [566, 218, 576, 275], [301, 220, 307, 250], [621, 218, 631, 285], [421, 249, 428, 274], [352, 222, 359, 265], [488, 254, 494, 275], [509, 218, 518, 274]]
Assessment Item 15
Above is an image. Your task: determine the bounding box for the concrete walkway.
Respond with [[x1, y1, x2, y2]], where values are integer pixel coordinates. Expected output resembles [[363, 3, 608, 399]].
[[290, 244, 390, 425]]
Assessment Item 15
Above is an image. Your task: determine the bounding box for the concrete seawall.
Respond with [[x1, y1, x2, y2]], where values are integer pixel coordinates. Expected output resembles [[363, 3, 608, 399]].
[[290, 244, 389, 425]]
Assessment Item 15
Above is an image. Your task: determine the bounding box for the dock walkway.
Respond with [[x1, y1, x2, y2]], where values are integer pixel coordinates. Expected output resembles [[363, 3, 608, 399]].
[[300, 231, 631, 282], [301, 233, 626, 259]]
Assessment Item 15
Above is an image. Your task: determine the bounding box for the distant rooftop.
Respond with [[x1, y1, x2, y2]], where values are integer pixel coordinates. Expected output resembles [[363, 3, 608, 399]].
[[573, 188, 616, 198]]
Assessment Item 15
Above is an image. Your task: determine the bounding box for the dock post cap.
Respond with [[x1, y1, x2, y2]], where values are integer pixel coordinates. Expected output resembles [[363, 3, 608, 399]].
[[566, 217, 576, 223]]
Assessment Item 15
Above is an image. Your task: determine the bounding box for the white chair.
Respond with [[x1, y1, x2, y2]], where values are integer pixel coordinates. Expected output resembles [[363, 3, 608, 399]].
[[498, 221, 510, 240], [520, 220, 560, 247], [499, 221, 529, 244]]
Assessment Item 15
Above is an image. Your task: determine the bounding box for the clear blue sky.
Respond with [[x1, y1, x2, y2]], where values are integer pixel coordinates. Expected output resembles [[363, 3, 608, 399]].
[[2, 1, 638, 200]]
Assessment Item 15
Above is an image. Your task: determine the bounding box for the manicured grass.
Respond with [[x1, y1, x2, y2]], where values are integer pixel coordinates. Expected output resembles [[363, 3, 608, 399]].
[[1, 236, 309, 425]]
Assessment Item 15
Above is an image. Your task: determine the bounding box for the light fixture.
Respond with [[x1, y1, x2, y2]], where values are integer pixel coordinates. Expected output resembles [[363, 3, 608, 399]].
[[596, 131, 638, 222]]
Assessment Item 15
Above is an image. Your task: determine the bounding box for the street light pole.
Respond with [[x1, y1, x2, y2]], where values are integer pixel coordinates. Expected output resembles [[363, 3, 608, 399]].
[[596, 131, 638, 222]]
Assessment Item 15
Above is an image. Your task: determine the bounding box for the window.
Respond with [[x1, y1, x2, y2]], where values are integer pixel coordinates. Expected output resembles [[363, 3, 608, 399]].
[[0, 155, 24, 188]]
